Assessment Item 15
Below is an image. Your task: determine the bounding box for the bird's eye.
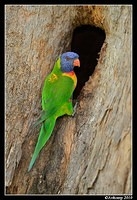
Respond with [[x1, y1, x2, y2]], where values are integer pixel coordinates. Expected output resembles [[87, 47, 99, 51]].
[[65, 56, 71, 61]]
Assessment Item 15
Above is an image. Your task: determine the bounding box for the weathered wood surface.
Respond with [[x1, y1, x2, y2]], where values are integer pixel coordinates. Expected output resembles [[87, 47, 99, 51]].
[[6, 5, 132, 194]]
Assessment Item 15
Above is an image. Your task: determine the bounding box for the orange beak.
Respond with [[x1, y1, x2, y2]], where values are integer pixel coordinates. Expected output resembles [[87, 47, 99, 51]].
[[73, 59, 80, 67]]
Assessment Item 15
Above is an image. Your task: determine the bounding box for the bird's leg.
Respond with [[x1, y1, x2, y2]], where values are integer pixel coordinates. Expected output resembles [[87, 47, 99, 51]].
[[69, 95, 78, 117], [72, 101, 78, 117]]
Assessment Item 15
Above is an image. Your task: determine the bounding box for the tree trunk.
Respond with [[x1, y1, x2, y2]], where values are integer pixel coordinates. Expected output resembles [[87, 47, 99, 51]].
[[6, 5, 132, 194]]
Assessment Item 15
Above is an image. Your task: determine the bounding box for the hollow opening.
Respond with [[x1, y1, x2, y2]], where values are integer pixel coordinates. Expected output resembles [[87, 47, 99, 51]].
[[71, 25, 106, 99]]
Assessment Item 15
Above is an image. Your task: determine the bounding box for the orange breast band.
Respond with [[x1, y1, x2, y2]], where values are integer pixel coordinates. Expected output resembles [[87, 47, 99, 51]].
[[62, 71, 77, 88]]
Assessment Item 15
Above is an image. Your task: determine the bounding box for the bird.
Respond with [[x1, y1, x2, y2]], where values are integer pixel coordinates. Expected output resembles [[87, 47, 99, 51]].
[[28, 52, 80, 171]]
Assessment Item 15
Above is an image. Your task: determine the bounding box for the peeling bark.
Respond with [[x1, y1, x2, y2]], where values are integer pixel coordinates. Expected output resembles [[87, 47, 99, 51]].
[[6, 5, 132, 194]]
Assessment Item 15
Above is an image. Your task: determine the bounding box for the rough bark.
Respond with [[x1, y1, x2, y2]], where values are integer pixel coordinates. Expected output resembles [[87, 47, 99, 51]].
[[6, 5, 132, 194]]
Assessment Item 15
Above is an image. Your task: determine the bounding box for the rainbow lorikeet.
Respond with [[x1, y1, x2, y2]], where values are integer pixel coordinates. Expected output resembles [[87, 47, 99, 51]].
[[28, 52, 80, 171]]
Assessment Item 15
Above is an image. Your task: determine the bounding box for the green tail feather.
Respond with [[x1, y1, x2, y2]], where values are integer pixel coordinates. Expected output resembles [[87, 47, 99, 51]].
[[28, 116, 56, 171]]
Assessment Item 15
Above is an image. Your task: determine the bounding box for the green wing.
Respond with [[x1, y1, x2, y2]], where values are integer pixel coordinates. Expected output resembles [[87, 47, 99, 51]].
[[42, 73, 74, 117], [42, 58, 75, 119]]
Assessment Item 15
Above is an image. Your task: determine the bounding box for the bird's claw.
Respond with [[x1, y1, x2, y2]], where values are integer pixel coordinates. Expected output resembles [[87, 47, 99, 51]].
[[72, 102, 78, 117]]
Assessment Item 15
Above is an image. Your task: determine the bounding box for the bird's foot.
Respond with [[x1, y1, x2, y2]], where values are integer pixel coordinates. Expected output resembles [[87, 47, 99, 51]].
[[72, 102, 78, 117]]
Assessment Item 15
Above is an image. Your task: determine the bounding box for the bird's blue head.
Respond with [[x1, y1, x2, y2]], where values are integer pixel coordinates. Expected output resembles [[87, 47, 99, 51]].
[[60, 52, 80, 72]]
